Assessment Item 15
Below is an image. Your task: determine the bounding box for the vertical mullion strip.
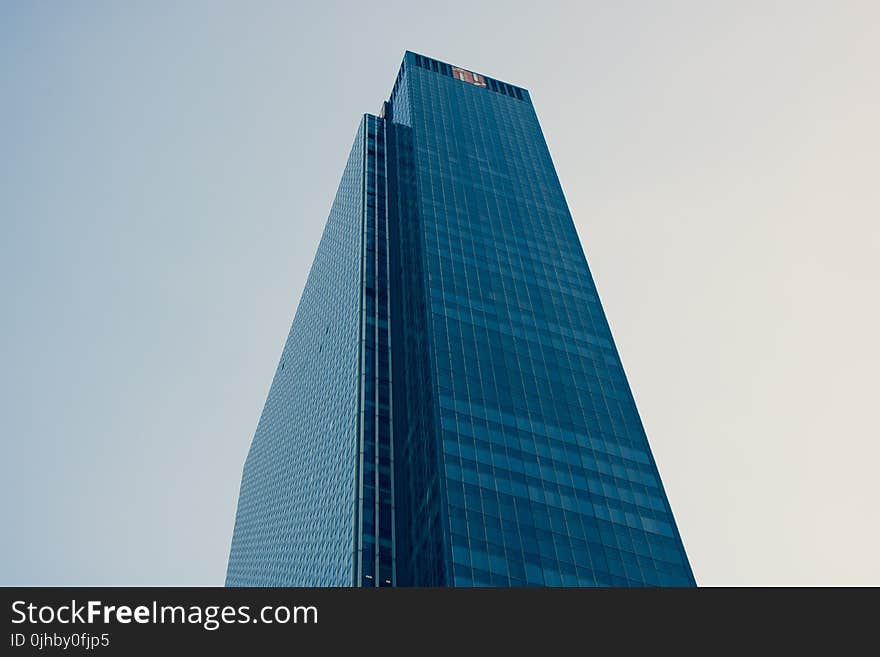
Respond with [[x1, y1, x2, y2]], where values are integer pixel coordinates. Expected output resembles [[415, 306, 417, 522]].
[[384, 118, 397, 585], [372, 116, 381, 586], [353, 116, 367, 587]]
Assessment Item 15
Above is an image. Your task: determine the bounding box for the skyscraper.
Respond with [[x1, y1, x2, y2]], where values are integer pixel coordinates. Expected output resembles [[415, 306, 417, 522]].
[[226, 52, 695, 587]]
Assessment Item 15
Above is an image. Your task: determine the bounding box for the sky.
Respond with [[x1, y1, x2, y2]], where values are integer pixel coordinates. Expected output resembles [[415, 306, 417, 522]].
[[1, 1, 878, 586]]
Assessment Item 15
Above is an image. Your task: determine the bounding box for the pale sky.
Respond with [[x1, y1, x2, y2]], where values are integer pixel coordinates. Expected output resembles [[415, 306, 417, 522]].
[[2, 1, 878, 585]]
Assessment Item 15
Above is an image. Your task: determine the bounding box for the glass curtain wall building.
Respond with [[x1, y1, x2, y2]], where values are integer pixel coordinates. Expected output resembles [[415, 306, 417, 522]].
[[226, 52, 695, 587]]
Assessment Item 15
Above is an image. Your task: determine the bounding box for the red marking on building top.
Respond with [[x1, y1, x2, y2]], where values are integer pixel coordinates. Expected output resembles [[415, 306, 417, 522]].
[[451, 66, 487, 87]]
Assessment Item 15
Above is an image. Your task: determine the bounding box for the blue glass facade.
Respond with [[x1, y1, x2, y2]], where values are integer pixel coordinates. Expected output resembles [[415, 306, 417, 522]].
[[225, 121, 365, 586], [227, 52, 695, 587]]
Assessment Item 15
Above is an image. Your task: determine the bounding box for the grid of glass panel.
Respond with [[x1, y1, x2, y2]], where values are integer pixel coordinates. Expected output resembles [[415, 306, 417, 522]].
[[388, 52, 695, 586], [225, 121, 366, 586], [387, 113, 449, 586]]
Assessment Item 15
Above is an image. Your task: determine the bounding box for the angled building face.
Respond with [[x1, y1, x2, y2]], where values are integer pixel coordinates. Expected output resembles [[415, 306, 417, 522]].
[[226, 52, 695, 587]]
